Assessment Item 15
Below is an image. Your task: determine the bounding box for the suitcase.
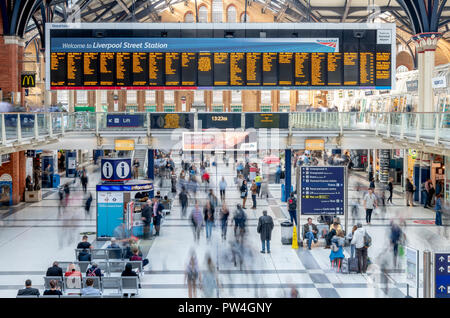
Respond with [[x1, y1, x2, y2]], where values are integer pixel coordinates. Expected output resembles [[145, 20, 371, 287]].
[[341, 258, 349, 274], [348, 257, 359, 273]]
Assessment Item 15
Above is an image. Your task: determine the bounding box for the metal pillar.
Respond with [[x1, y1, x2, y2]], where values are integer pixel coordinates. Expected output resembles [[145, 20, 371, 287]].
[[285, 149, 292, 202], [423, 250, 433, 298], [295, 165, 300, 243], [147, 149, 154, 180]]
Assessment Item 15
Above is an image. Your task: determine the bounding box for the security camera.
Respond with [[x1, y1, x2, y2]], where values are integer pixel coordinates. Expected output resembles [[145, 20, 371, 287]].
[[353, 31, 365, 39]]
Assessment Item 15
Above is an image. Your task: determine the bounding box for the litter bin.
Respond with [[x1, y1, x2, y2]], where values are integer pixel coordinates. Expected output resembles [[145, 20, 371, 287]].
[[281, 220, 293, 245]]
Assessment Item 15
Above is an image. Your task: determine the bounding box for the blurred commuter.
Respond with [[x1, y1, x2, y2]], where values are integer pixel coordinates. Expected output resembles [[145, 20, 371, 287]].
[[80, 168, 88, 193], [220, 203, 230, 241], [387, 177, 394, 204], [202, 255, 220, 298], [390, 220, 404, 267], [185, 252, 200, 298], [406, 178, 415, 207], [240, 180, 248, 209], [204, 201, 215, 241], [233, 204, 247, 242], [302, 217, 318, 250], [84, 192, 93, 218], [219, 177, 227, 201], [250, 180, 258, 209], [179, 187, 189, 218], [152, 197, 164, 237], [191, 201, 203, 242], [288, 193, 297, 226], [17, 279, 40, 296], [435, 193, 443, 226], [141, 199, 153, 239], [255, 174, 262, 196], [363, 188, 378, 225], [133, 159, 140, 179], [257, 210, 274, 254], [275, 165, 281, 184]]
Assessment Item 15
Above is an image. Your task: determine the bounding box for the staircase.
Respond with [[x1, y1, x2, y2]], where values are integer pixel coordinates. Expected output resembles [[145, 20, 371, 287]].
[[133, 149, 147, 179]]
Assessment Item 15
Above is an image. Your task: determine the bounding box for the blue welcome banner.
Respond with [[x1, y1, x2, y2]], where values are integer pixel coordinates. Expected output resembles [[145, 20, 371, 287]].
[[51, 37, 339, 53]]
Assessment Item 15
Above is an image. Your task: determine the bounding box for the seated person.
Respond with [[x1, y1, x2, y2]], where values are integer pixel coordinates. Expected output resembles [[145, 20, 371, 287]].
[[121, 263, 138, 277], [81, 278, 102, 296], [325, 219, 343, 249], [64, 263, 82, 278], [77, 235, 93, 249], [302, 218, 319, 250], [130, 246, 149, 268], [106, 237, 122, 259], [329, 230, 346, 270], [78, 248, 91, 262], [86, 263, 102, 277], [46, 261, 63, 277], [123, 239, 141, 259], [17, 279, 40, 296], [43, 280, 63, 296]]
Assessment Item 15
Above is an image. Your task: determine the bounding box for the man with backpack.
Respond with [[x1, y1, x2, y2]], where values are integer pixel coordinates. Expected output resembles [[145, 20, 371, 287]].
[[351, 223, 371, 274], [288, 193, 297, 226]]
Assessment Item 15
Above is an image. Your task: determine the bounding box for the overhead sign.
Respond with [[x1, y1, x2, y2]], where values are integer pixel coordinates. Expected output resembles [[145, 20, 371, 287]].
[[197, 113, 241, 129], [432, 76, 447, 89], [96, 182, 153, 192], [435, 253, 450, 298], [115, 139, 135, 151], [151, 113, 194, 129], [106, 114, 142, 127], [305, 139, 325, 151], [21, 73, 36, 88], [245, 113, 289, 129], [406, 80, 418, 92], [301, 166, 345, 215], [377, 30, 392, 44], [101, 158, 132, 181]]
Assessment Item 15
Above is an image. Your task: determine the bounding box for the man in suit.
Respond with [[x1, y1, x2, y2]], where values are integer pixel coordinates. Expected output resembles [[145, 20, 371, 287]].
[[17, 279, 40, 296], [152, 197, 164, 236], [46, 261, 63, 277]]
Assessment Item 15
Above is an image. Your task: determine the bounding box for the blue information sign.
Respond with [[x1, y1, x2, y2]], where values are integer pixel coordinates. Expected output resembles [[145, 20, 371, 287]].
[[300, 166, 345, 215], [106, 114, 142, 127], [101, 158, 132, 181], [435, 253, 450, 298]]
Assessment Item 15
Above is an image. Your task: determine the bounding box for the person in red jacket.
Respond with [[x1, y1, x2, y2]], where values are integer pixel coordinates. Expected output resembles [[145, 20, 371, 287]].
[[202, 170, 210, 192]]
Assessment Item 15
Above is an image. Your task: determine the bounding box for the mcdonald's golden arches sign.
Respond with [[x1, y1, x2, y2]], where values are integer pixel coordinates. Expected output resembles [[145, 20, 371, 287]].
[[21, 73, 36, 88]]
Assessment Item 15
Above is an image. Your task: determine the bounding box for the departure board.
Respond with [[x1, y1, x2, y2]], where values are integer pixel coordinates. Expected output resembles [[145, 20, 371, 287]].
[[246, 52, 262, 86], [376, 52, 391, 86], [149, 52, 164, 86], [263, 53, 278, 86], [67, 52, 83, 86], [165, 52, 180, 86], [214, 53, 229, 86], [343, 52, 359, 86], [116, 52, 132, 86], [50, 52, 67, 86], [327, 53, 342, 86], [295, 53, 310, 86], [83, 53, 99, 86], [100, 52, 115, 86], [230, 53, 245, 86], [311, 53, 326, 86], [360, 52, 374, 85], [278, 53, 294, 86], [132, 53, 148, 86], [197, 53, 213, 86], [181, 52, 197, 86]]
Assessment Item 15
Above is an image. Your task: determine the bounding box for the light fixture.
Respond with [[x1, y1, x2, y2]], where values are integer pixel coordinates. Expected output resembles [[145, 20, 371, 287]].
[[224, 31, 234, 38]]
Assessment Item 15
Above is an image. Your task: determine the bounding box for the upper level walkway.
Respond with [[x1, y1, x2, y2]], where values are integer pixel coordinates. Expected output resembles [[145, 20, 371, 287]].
[[1, 112, 449, 152]]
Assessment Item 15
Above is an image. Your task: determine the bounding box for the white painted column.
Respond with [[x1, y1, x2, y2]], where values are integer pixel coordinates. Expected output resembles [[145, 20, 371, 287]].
[[68, 90, 75, 113], [95, 91, 102, 112], [417, 51, 425, 112]]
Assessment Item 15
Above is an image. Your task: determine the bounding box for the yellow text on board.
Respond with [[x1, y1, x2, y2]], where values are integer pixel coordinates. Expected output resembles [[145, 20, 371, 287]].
[[305, 139, 325, 151], [115, 139, 135, 151]]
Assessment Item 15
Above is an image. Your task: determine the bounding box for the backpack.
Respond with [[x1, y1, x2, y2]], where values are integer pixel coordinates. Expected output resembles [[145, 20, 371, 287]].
[[364, 231, 372, 248], [331, 243, 339, 252], [87, 267, 97, 277], [288, 198, 296, 211]]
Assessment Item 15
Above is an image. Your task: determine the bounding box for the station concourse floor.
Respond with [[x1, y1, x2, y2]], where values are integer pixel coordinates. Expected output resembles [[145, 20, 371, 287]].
[[0, 159, 449, 298]]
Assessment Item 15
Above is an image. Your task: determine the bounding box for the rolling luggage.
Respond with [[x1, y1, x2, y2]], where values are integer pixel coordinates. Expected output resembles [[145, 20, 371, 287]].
[[341, 258, 349, 274], [348, 257, 359, 273]]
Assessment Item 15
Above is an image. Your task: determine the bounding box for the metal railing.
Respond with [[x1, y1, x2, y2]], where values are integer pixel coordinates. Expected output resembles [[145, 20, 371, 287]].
[[1, 112, 449, 146]]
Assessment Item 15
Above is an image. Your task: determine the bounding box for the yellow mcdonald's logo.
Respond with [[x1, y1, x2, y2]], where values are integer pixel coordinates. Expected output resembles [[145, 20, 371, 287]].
[[22, 74, 35, 87]]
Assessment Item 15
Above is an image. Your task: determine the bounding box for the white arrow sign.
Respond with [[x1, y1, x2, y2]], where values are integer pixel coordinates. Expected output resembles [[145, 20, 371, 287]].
[[439, 267, 445, 272], [439, 256, 445, 262], [438, 285, 446, 292]]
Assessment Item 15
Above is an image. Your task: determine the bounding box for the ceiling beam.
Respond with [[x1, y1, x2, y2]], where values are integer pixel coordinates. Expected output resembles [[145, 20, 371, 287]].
[[341, 0, 351, 23]]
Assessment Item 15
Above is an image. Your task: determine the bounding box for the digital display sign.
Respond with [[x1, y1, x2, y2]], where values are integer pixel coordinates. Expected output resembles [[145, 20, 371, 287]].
[[47, 23, 394, 89], [150, 113, 194, 129], [245, 113, 289, 129], [198, 113, 242, 129]]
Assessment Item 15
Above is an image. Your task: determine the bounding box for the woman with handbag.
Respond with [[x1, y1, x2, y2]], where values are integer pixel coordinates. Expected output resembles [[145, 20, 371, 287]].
[[240, 180, 248, 209]]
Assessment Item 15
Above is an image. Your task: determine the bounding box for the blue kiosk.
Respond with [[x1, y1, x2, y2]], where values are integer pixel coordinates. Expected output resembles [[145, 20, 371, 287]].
[[96, 158, 154, 240]]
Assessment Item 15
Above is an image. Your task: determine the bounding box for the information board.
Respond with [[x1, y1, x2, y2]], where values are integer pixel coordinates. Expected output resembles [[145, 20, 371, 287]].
[[106, 114, 142, 127], [435, 253, 450, 298], [301, 166, 345, 215], [198, 113, 242, 129], [150, 113, 194, 129], [47, 23, 395, 89], [245, 113, 289, 129]]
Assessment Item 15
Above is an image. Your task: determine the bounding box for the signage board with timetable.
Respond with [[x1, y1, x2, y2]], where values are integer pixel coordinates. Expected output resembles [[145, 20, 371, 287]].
[[197, 113, 241, 129], [300, 166, 345, 215]]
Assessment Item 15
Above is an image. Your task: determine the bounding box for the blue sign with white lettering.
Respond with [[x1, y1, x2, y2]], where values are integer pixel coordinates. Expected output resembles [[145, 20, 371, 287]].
[[101, 158, 132, 181], [300, 166, 345, 215], [435, 253, 450, 298], [106, 114, 142, 127]]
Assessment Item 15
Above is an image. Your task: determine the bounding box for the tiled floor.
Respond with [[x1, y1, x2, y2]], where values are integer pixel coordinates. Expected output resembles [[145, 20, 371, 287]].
[[0, 159, 448, 298]]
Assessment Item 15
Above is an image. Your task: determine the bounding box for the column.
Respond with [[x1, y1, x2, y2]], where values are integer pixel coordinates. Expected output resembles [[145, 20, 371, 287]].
[[412, 33, 442, 112], [95, 91, 102, 112], [284, 149, 292, 202], [68, 91, 75, 112], [147, 149, 154, 180]]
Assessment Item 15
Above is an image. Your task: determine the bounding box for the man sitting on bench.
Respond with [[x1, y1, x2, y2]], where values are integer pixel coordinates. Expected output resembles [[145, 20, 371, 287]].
[[302, 218, 319, 250]]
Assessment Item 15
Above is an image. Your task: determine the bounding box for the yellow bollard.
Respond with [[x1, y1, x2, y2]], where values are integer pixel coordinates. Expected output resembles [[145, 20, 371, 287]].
[[292, 225, 298, 249]]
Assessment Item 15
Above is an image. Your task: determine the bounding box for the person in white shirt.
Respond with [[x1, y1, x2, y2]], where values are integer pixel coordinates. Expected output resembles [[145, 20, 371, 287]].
[[219, 177, 227, 201], [363, 188, 378, 224], [351, 223, 368, 273]]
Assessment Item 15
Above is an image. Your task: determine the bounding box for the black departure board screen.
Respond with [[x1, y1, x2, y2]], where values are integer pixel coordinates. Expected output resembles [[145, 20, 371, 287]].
[[230, 53, 245, 86], [343, 52, 359, 86], [263, 53, 278, 86], [83, 53, 99, 86], [360, 52, 374, 85], [67, 52, 83, 86], [116, 52, 132, 86], [375, 51, 391, 86], [48, 24, 394, 89], [327, 53, 342, 86], [246, 53, 262, 86], [50, 52, 66, 86], [295, 53, 310, 86], [132, 53, 148, 86], [165, 52, 180, 86], [278, 53, 294, 86], [181, 53, 197, 86], [149, 52, 164, 86], [311, 53, 326, 86], [100, 52, 115, 86], [198, 53, 213, 86]]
